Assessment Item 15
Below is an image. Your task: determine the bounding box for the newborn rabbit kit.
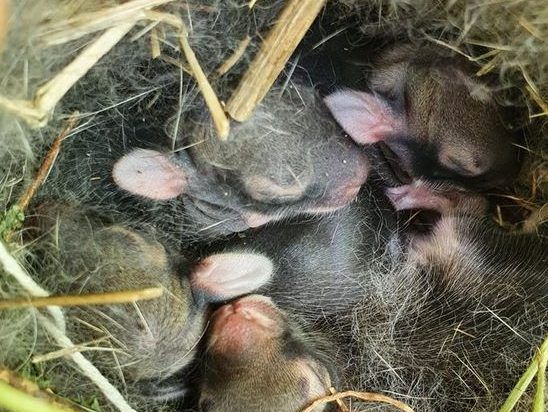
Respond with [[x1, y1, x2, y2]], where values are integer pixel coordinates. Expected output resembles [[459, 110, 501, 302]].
[[0, 1, 546, 412]]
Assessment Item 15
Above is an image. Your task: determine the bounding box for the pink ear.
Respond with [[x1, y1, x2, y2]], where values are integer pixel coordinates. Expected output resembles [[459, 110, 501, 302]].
[[385, 181, 488, 215], [324, 90, 401, 145], [112, 149, 187, 200], [190, 253, 273, 301]]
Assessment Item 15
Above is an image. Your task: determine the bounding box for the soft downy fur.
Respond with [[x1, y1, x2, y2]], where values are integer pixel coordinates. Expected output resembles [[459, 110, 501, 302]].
[[0, 1, 546, 411], [21, 204, 206, 410], [193, 185, 401, 319], [196, 215, 547, 412], [344, 216, 548, 411], [17, 203, 280, 411], [45, 83, 369, 244], [199, 295, 338, 412]]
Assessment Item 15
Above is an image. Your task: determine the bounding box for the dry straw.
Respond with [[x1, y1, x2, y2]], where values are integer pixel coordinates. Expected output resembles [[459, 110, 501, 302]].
[[0, 0, 233, 138], [0, 287, 164, 310], [225, 0, 327, 122], [0, 23, 136, 127], [0, 236, 139, 412], [0, 0, 328, 138], [0, 0, 167, 127], [0, 1, 546, 411], [2, 115, 78, 242], [301, 389, 415, 412], [0, 0, 7, 52]]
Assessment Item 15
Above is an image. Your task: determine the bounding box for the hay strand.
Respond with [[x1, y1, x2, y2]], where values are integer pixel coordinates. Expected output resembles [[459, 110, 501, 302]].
[[328, 387, 349, 412], [301, 389, 415, 412], [0, 0, 7, 53], [0, 236, 134, 411], [143, 10, 229, 139], [0, 369, 77, 412], [0, 24, 135, 127], [0, 240, 65, 331], [0, 287, 164, 310], [37, 314, 137, 412], [31, 345, 122, 367], [216, 36, 251, 76], [34, 23, 136, 126], [0, 380, 77, 412], [31, 337, 115, 364], [225, 0, 326, 122], [40, 0, 174, 46], [19, 115, 78, 212], [150, 27, 161, 58], [2, 115, 77, 242], [177, 26, 230, 139], [499, 335, 548, 412], [1, 2, 229, 137]]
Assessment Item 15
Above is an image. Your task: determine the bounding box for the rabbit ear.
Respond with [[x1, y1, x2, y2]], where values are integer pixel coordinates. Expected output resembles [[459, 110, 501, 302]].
[[324, 89, 401, 144], [113, 149, 187, 200], [190, 252, 274, 302]]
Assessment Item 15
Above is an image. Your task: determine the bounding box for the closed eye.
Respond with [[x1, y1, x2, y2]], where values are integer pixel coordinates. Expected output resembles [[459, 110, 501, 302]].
[[443, 155, 480, 177], [199, 398, 214, 412]]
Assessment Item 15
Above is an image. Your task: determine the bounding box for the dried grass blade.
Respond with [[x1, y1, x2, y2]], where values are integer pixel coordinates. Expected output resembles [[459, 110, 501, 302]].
[[0, 23, 135, 127], [0, 0, 7, 52], [40, 0, 174, 45], [38, 314, 137, 412], [35, 23, 136, 126], [301, 389, 414, 412], [226, 0, 326, 122], [18, 115, 78, 212], [216, 36, 251, 76], [0, 287, 164, 310], [178, 28, 230, 139]]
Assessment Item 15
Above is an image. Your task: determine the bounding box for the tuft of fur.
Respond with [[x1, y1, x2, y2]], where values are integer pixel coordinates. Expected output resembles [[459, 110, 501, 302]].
[[0, 0, 285, 215], [195, 215, 547, 412], [345, 217, 547, 411], [0, 1, 546, 411], [4, 204, 207, 411], [333, 0, 548, 215]]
